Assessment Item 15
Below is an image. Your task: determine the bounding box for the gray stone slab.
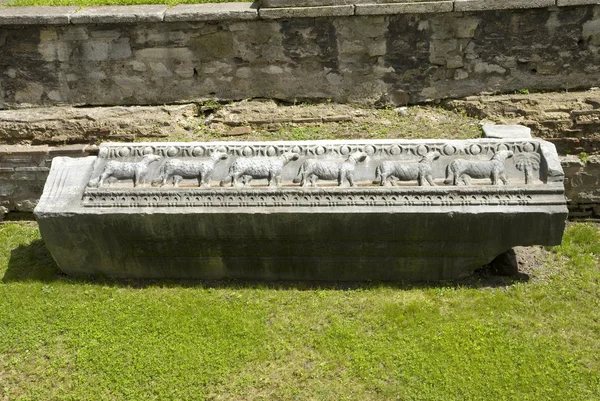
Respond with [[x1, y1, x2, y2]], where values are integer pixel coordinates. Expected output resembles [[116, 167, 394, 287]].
[[165, 3, 258, 22], [454, 0, 555, 11], [259, 4, 354, 18], [70, 5, 167, 24], [261, 0, 354, 7], [0, 6, 77, 25], [261, 0, 444, 5], [35, 139, 568, 281], [557, 0, 600, 6], [482, 124, 532, 139], [356, 1, 453, 15]]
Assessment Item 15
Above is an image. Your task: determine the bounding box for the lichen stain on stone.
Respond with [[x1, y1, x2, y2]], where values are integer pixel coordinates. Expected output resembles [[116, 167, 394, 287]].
[[189, 31, 235, 60]]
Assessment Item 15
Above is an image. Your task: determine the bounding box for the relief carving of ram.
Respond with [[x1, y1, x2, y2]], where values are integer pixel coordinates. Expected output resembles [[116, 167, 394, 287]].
[[220, 152, 300, 187], [444, 150, 514, 186], [88, 154, 162, 188], [373, 151, 441, 186], [293, 151, 368, 187], [157, 151, 228, 187]]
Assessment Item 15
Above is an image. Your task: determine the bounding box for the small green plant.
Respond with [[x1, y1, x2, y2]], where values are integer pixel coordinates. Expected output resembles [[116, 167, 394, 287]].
[[579, 151, 589, 165], [515, 89, 530, 95]]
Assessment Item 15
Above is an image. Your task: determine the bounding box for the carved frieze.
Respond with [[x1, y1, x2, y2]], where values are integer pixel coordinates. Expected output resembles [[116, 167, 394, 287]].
[[83, 139, 559, 208]]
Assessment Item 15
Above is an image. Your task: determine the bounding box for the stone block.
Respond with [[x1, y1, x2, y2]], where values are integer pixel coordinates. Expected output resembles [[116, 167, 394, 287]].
[[70, 5, 167, 24], [355, 2, 453, 15], [35, 139, 567, 281], [261, 0, 354, 7], [258, 5, 355, 19], [0, 145, 49, 155], [557, 0, 600, 5], [165, 3, 258, 22], [482, 124, 532, 139], [454, 0, 555, 11], [0, 6, 77, 25]]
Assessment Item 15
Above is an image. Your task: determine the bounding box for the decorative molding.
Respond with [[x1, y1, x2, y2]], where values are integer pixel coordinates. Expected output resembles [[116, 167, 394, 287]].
[[82, 186, 565, 208], [96, 141, 541, 160]]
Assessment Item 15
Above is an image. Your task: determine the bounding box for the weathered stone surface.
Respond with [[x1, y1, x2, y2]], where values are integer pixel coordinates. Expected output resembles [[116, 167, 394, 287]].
[[557, 0, 600, 5], [258, 4, 355, 18], [262, 0, 448, 5], [561, 154, 600, 204], [35, 139, 567, 281], [261, 0, 355, 7], [165, 3, 258, 22], [454, 0, 555, 11], [355, 1, 453, 15], [482, 124, 532, 139], [2, 6, 600, 107], [0, 144, 96, 218], [0, 6, 77, 25], [70, 5, 167, 24], [0, 104, 196, 144], [446, 91, 600, 155]]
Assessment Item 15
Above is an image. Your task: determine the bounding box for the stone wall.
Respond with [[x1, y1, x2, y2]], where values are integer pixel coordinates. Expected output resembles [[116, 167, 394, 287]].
[[1, 2, 600, 108], [0, 144, 97, 219], [444, 91, 600, 155]]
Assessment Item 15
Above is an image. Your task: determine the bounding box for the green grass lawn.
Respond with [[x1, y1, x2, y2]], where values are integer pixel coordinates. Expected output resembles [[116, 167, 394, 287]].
[[3, 0, 248, 6], [1, 221, 599, 400]]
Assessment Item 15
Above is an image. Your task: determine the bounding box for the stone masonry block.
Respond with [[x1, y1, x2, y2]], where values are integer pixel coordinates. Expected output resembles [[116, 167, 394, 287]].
[[259, 5, 355, 19], [261, 0, 353, 7], [0, 6, 77, 25], [557, 0, 600, 5], [482, 124, 532, 139], [356, 2, 453, 15], [165, 3, 258, 22], [454, 0, 555, 11], [70, 6, 168, 24]]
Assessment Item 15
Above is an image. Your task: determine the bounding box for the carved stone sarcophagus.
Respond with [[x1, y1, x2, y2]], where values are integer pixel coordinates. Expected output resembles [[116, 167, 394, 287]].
[[34, 139, 568, 281]]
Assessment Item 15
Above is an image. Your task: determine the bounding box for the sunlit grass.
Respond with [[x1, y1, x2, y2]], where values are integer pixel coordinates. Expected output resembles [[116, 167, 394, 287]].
[[1, 221, 599, 400]]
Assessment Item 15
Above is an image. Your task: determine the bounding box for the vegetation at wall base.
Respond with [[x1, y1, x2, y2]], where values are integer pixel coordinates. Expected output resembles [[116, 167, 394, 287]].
[[1, 221, 599, 400]]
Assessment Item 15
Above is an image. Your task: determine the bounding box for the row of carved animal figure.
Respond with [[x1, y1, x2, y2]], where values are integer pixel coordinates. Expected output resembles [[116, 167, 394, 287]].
[[89, 150, 518, 188]]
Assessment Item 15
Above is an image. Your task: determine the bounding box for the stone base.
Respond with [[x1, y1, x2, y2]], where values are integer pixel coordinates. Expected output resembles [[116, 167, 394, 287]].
[[38, 206, 565, 281]]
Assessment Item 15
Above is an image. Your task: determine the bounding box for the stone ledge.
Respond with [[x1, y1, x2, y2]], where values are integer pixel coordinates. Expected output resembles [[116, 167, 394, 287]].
[[165, 3, 259, 22], [482, 124, 532, 139], [258, 4, 355, 18], [0, 6, 77, 25], [356, 1, 453, 15], [70, 5, 168, 24], [454, 0, 555, 11], [556, 0, 600, 5], [261, 0, 354, 7], [3, 2, 600, 25], [0, 145, 50, 155]]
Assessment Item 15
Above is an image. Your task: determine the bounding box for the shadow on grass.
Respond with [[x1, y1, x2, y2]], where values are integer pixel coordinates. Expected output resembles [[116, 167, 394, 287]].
[[2, 239, 64, 283], [3, 239, 529, 290]]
